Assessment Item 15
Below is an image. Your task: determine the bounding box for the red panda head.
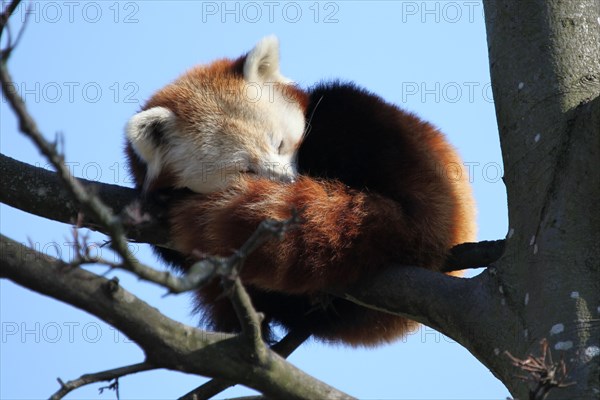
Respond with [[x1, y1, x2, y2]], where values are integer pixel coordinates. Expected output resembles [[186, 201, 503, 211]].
[[126, 36, 308, 193]]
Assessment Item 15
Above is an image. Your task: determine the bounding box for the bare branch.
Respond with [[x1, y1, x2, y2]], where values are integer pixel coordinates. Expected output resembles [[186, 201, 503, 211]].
[[1, 234, 354, 400], [0, 0, 29, 60], [178, 291, 263, 400], [50, 362, 155, 400], [226, 275, 267, 359], [179, 374, 237, 400], [442, 240, 505, 272], [221, 215, 300, 350], [334, 263, 525, 386], [0, 0, 21, 40], [0, 153, 167, 244], [188, 216, 302, 377], [222, 397, 266, 400], [180, 328, 311, 400], [1, 26, 194, 297], [0, 59, 149, 283], [269, 327, 312, 358]]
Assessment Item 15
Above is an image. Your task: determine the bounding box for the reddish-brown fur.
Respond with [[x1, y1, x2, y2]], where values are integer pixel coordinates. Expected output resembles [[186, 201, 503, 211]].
[[124, 56, 308, 192], [126, 57, 476, 347]]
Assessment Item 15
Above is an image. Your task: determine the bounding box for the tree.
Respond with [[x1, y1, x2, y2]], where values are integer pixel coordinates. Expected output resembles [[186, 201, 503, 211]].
[[1, 1, 598, 399]]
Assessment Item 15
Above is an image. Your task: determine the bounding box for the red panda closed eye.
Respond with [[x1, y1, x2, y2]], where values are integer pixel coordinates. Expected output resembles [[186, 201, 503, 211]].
[[125, 36, 306, 194], [125, 36, 476, 347]]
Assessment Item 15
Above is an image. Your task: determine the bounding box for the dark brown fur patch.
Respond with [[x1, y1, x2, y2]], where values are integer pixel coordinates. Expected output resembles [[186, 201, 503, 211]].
[[165, 83, 475, 346]]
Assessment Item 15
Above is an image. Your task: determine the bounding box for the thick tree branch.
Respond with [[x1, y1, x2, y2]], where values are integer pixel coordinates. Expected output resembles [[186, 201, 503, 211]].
[[0, 153, 167, 244], [341, 265, 509, 335], [0, 153, 504, 270], [338, 264, 526, 390], [0, 234, 354, 400], [180, 328, 312, 400]]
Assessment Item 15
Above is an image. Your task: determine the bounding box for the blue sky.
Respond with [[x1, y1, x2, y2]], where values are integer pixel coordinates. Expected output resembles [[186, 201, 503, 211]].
[[1, 1, 510, 398]]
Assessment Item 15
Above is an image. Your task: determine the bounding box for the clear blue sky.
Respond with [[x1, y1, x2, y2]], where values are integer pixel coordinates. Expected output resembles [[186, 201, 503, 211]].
[[1, 1, 510, 399]]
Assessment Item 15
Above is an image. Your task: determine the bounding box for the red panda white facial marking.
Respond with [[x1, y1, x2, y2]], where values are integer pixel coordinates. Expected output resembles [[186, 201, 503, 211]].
[[126, 35, 305, 194]]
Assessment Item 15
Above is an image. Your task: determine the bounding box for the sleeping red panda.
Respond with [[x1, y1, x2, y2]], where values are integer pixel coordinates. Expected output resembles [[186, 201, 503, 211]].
[[125, 36, 476, 347]]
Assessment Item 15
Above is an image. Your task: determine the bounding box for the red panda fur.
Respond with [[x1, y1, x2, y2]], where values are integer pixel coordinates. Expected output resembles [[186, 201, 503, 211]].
[[126, 48, 476, 347]]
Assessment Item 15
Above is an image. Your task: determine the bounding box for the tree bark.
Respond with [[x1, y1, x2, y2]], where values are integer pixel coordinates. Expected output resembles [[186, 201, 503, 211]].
[[0, 234, 353, 400], [482, 1, 600, 398], [0, 153, 168, 245]]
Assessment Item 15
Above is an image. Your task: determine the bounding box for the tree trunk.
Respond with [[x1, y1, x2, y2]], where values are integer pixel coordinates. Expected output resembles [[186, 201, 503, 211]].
[[483, 1, 600, 398]]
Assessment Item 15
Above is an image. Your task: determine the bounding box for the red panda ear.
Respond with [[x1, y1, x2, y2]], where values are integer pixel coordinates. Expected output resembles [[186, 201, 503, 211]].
[[126, 106, 177, 192], [243, 35, 293, 84]]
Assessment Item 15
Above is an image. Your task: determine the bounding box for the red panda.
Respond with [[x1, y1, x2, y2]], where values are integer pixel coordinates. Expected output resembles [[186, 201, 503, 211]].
[[125, 36, 476, 347]]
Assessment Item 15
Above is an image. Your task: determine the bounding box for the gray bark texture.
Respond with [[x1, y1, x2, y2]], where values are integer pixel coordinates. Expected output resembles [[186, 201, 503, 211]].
[[482, 0, 600, 398], [0, 235, 353, 400]]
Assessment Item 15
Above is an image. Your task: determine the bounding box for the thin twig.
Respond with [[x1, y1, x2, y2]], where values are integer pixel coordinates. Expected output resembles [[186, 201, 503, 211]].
[[1, 1, 30, 63], [226, 276, 266, 357], [55, 214, 298, 296], [0, 8, 176, 291], [0, 0, 22, 39], [181, 214, 301, 294], [505, 339, 576, 400], [0, 54, 145, 280], [49, 362, 155, 400], [219, 216, 302, 363]]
